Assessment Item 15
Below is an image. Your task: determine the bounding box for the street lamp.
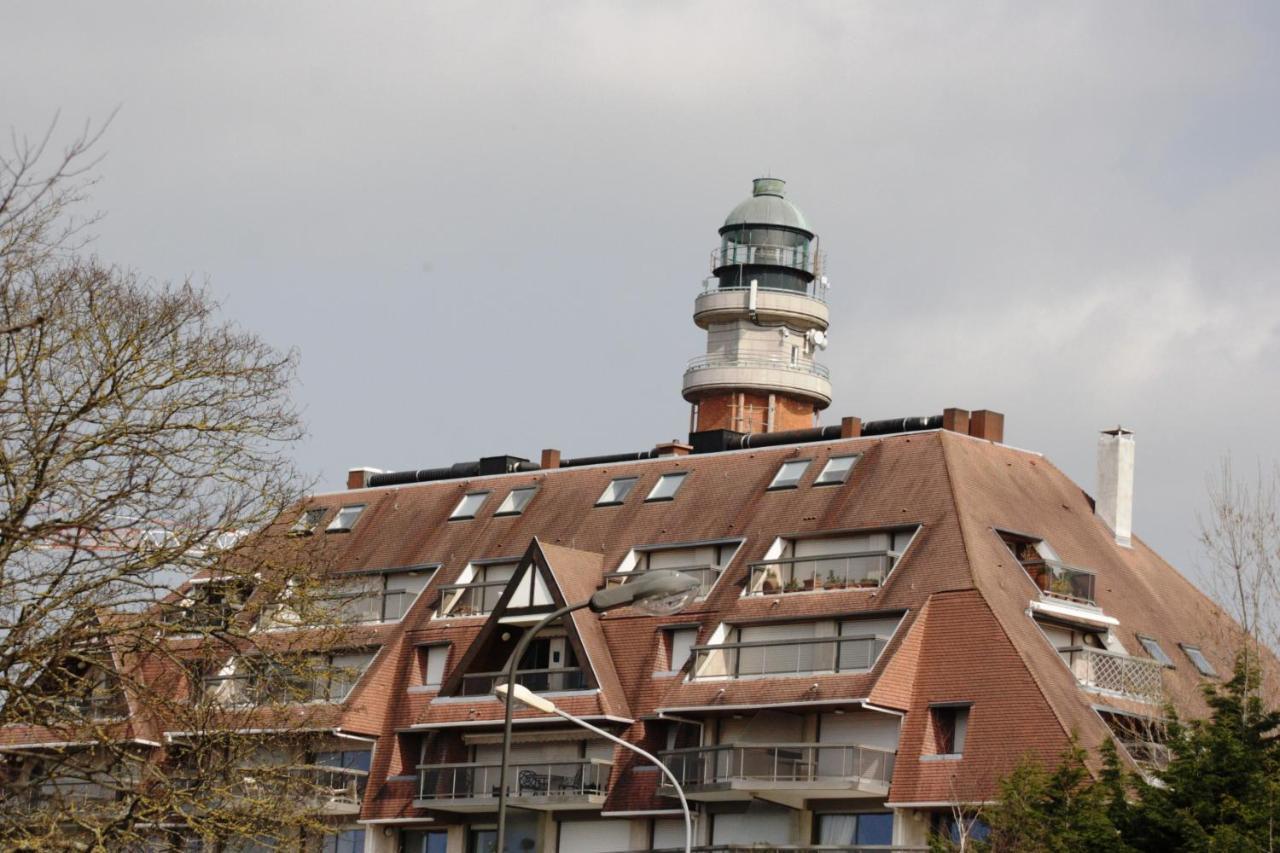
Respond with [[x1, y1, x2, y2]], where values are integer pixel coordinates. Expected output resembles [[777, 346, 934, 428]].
[[494, 569, 700, 853], [498, 682, 693, 853]]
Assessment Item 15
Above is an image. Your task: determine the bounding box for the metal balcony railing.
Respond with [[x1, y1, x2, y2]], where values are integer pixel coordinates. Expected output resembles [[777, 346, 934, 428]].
[[417, 758, 611, 802], [288, 764, 368, 808], [712, 244, 820, 276], [700, 278, 829, 303], [1022, 560, 1096, 606], [1060, 647, 1165, 704], [604, 564, 722, 598], [323, 589, 414, 623], [30, 779, 124, 805], [436, 580, 511, 617], [458, 667, 587, 697], [659, 742, 896, 792], [685, 354, 830, 381], [202, 672, 328, 706], [747, 552, 898, 596], [690, 635, 888, 680]]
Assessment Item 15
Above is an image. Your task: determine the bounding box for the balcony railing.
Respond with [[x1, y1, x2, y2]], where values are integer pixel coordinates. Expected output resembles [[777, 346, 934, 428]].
[[1022, 560, 1096, 606], [324, 589, 414, 623], [659, 742, 896, 792], [417, 758, 611, 803], [202, 672, 328, 706], [685, 354, 829, 381], [436, 580, 510, 617], [712, 244, 819, 276], [1118, 739, 1172, 771], [29, 778, 125, 805], [747, 552, 898, 596], [636, 847, 927, 853], [604, 565, 721, 598], [690, 635, 888, 680], [458, 667, 588, 697], [289, 765, 368, 810], [1060, 647, 1164, 704], [700, 278, 828, 303]]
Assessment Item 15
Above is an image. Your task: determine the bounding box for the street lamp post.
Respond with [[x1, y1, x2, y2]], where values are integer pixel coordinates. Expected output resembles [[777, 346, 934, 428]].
[[494, 569, 700, 853], [498, 682, 694, 853]]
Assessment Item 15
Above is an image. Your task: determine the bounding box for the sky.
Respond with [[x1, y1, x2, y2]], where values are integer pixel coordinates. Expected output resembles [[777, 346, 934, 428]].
[[4, 2, 1279, 586]]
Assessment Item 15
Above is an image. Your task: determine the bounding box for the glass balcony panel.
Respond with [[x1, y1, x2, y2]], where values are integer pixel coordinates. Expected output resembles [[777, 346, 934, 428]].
[[747, 552, 897, 596], [690, 636, 886, 680]]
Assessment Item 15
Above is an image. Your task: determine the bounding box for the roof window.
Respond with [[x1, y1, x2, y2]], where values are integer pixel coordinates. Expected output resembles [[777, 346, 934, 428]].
[[1181, 644, 1218, 677], [1136, 635, 1174, 668], [450, 491, 490, 520], [646, 472, 688, 502], [289, 508, 327, 535], [768, 459, 811, 490], [495, 486, 538, 517], [814, 454, 859, 485], [326, 505, 365, 533], [597, 476, 638, 506]]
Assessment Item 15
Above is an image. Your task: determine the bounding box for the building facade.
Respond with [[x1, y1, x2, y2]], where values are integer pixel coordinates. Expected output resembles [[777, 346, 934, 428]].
[[2, 180, 1266, 852]]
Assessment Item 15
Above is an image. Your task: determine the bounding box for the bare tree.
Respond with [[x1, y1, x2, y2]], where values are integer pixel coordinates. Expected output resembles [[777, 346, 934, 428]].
[[0, 120, 365, 850], [1199, 457, 1280, 695]]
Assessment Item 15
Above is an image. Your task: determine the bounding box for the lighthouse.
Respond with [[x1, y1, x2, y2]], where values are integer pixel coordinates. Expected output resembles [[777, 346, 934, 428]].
[[682, 178, 832, 433]]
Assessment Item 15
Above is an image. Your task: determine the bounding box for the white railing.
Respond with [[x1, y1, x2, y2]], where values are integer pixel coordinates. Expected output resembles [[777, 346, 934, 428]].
[[685, 354, 830, 381], [1060, 647, 1164, 703]]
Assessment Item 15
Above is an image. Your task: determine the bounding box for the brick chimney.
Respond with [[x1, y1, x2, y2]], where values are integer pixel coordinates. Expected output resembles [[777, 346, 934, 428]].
[[347, 467, 381, 490], [1096, 427, 1135, 547], [968, 410, 1004, 443]]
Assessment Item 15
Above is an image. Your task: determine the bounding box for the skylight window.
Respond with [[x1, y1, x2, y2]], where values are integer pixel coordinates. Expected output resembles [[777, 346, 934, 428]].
[[495, 486, 538, 516], [646, 472, 688, 502], [814, 454, 860, 485], [768, 459, 811, 490], [326, 505, 365, 533], [450, 491, 490, 520], [1137, 635, 1174, 668], [596, 477, 638, 506], [290, 508, 327, 535], [1181, 644, 1218, 677]]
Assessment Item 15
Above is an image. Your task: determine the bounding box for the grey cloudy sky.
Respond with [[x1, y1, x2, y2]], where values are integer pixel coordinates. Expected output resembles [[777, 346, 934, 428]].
[[5, 2, 1279, 583]]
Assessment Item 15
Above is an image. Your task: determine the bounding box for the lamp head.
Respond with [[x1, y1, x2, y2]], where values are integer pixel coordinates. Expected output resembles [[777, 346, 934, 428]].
[[587, 569, 700, 615], [494, 682, 558, 714]]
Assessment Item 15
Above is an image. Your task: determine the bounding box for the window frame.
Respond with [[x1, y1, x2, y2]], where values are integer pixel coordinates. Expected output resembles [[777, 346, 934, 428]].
[[596, 476, 639, 507], [1136, 634, 1175, 668], [813, 454, 860, 486], [290, 507, 327, 535], [926, 702, 971, 758], [767, 458, 812, 490], [449, 490, 491, 521], [325, 504, 366, 533], [645, 471, 689, 502], [1180, 643, 1218, 677], [494, 485, 538, 517]]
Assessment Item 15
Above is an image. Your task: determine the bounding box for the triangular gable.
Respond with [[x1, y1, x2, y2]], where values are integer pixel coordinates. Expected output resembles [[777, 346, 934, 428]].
[[437, 538, 613, 707]]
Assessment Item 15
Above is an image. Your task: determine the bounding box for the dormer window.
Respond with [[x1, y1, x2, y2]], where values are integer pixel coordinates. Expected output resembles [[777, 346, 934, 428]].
[[326, 504, 365, 533], [290, 508, 326, 535], [999, 531, 1095, 606], [450, 491, 490, 520], [495, 486, 538, 516], [814, 454, 859, 485], [596, 477, 638, 506], [646, 472, 688, 502], [768, 459, 811, 490]]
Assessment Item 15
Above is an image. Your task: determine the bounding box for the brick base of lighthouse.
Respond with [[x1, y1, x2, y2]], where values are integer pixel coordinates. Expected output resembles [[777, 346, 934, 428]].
[[693, 391, 820, 434]]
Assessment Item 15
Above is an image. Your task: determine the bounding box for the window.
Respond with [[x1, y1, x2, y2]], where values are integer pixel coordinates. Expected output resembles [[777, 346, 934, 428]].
[[289, 508, 326, 535], [768, 458, 811, 490], [403, 830, 449, 853], [419, 644, 449, 688], [450, 491, 490, 520], [326, 505, 365, 532], [495, 486, 537, 516], [1181, 644, 1218, 677], [814, 454, 859, 485], [930, 704, 970, 756], [646, 472, 688, 502], [659, 627, 698, 674], [327, 650, 378, 702], [1137, 635, 1174, 667], [817, 812, 893, 846], [320, 829, 365, 853], [596, 476, 638, 506]]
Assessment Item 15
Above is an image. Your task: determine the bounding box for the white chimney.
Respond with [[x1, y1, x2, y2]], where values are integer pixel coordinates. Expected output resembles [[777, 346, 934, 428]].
[[1096, 427, 1135, 547]]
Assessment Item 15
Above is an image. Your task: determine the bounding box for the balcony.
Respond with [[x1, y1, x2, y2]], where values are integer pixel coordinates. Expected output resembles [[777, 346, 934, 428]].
[[458, 667, 587, 697], [1060, 647, 1165, 704], [436, 579, 509, 618], [415, 758, 612, 812], [746, 552, 897, 596], [635, 847, 927, 853], [1022, 560, 1096, 607], [682, 354, 832, 408], [694, 282, 829, 330], [322, 588, 414, 623], [690, 635, 887, 681], [604, 565, 722, 598], [659, 742, 895, 805]]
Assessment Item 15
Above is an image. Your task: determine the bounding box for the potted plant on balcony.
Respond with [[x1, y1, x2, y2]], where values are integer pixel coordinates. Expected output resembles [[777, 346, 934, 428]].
[[784, 578, 802, 594], [825, 570, 846, 591]]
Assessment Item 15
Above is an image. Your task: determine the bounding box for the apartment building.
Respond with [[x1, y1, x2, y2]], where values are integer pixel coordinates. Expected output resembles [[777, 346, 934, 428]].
[[1, 179, 1261, 852]]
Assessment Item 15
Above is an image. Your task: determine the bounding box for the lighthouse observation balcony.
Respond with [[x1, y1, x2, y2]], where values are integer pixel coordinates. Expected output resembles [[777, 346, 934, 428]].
[[711, 244, 824, 277], [693, 282, 829, 330], [682, 354, 832, 407]]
